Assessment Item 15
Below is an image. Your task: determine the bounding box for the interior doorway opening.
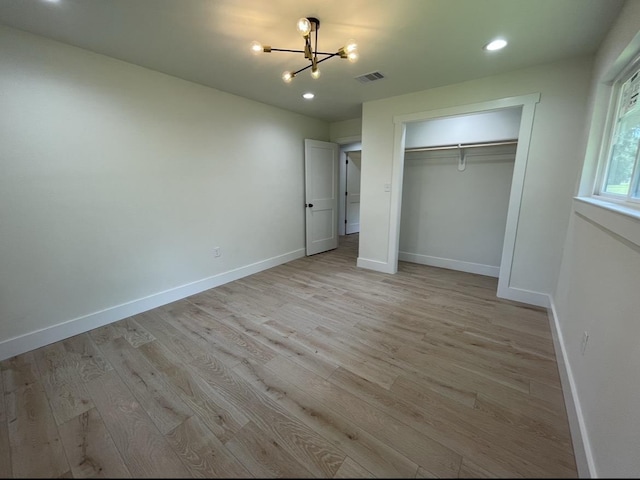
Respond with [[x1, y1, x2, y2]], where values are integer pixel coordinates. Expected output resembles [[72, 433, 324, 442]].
[[399, 107, 521, 278], [338, 142, 362, 237], [387, 93, 541, 304]]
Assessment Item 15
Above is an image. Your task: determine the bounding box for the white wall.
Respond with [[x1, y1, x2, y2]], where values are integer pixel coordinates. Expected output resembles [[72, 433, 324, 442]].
[[405, 108, 522, 149], [553, 1, 640, 477], [400, 145, 516, 277], [330, 117, 362, 143], [0, 26, 328, 357], [360, 56, 593, 298]]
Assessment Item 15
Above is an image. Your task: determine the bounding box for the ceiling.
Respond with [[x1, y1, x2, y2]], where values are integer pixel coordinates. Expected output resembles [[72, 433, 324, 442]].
[[0, 0, 625, 122]]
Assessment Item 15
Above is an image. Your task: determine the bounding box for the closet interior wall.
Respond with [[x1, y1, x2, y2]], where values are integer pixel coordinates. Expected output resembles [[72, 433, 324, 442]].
[[399, 108, 521, 277]]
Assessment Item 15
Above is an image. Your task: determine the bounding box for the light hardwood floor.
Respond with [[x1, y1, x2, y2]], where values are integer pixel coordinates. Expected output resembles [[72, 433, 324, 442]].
[[0, 234, 577, 478]]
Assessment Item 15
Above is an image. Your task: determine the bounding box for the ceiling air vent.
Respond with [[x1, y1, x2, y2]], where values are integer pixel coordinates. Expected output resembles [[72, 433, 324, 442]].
[[355, 71, 385, 84]]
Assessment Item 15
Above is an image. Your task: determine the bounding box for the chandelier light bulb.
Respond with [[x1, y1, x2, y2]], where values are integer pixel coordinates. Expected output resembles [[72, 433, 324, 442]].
[[282, 71, 294, 83], [347, 51, 359, 63], [250, 41, 263, 54], [344, 39, 358, 53], [296, 18, 312, 36], [311, 68, 321, 79]]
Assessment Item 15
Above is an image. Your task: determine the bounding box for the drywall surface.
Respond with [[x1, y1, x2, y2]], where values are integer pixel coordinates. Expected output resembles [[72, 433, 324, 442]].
[[360, 56, 593, 296], [330, 117, 362, 142], [405, 108, 521, 148], [400, 146, 515, 272], [553, 1, 640, 476], [0, 26, 328, 345], [554, 209, 640, 477]]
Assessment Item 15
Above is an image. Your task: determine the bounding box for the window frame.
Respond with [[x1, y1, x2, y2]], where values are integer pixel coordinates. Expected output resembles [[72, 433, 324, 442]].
[[595, 56, 640, 208]]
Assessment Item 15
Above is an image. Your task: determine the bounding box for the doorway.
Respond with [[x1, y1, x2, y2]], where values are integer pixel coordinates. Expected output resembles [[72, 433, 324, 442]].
[[399, 108, 521, 278], [386, 93, 541, 304], [345, 151, 361, 235]]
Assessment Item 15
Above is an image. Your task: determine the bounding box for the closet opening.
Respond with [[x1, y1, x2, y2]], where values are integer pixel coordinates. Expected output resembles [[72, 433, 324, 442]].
[[387, 93, 541, 304], [400, 107, 521, 278]]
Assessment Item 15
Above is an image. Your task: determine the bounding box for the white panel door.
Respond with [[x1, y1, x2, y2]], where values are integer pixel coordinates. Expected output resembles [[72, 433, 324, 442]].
[[346, 151, 361, 234], [305, 139, 339, 256]]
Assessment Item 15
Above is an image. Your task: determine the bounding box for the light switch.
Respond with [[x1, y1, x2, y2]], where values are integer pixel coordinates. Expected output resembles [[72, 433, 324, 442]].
[[384, 183, 391, 192]]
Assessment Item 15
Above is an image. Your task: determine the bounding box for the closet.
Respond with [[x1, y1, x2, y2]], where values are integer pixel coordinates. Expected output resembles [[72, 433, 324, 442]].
[[399, 107, 522, 277]]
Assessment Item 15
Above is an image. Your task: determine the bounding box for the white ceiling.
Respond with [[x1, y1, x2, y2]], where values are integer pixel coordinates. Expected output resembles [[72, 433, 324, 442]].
[[0, 0, 625, 122]]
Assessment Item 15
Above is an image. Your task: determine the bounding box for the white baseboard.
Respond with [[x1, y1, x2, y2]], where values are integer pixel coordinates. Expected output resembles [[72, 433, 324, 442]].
[[496, 285, 551, 308], [0, 248, 305, 361], [356, 256, 395, 273], [398, 251, 500, 278], [547, 297, 594, 478]]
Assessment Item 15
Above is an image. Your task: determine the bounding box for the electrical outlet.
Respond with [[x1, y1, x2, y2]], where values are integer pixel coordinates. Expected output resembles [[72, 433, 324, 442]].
[[581, 331, 589, 355], [213, 247, 221, 258]]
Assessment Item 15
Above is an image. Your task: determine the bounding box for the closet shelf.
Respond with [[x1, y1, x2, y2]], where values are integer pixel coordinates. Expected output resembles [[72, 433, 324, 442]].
[[405, 139, 517, 153]]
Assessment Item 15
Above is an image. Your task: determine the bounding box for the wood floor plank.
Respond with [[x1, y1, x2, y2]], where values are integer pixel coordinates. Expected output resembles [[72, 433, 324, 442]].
[[113, 318, 156, 348], [392, 376, 577, 475], [233, 356, 419, 478], [97, 337, 194, 435], [225, 420, 314, 478], [164, 415, 251, 478], [85, 370, 190, 477], [1, 352, 39, 393], [190, 304, 340, 380], [62, 334, 114, 382], [264, 355, 462, 478], [4, 374, 69, 477], [34, 342, 94, 426], [189, 354, 346, 477], [329, 365, 549, 478], [138, 340, 249, 443], [88, 323, 121, 346], [0, 368, 12, 478], [292, 330, 397, 390], [58, 408, 131, 478], [334, 456, 374, 478]]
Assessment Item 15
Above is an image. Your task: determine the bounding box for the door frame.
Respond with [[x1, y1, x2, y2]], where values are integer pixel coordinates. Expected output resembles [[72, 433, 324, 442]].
[[388, 93, 541, 304], [338, 141, 362, 236]]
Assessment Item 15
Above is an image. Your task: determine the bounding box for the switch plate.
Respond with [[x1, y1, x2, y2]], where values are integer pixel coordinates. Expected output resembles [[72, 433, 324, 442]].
[[213, 247, 221, 258], [384, 183, 391, 192]]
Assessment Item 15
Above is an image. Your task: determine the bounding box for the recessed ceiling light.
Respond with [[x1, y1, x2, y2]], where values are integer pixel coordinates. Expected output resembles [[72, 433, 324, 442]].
[[302, 92, 315, 100], [484, 39, 508, 51]]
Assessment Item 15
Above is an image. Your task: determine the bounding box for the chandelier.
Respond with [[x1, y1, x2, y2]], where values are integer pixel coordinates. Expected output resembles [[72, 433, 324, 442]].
[[251, 17, 359, 83]]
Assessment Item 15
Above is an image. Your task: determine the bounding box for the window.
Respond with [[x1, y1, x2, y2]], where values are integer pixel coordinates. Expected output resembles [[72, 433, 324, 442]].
[[599, 66, 640, 204]]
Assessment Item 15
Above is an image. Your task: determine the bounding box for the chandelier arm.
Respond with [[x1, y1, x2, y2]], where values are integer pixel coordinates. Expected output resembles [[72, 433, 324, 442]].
[[291, 64, 313, 76], [314, 52, 341, 64], [269, 48, 307, 54], [269, 48, 337, 56], [289, 52, 341, 76]]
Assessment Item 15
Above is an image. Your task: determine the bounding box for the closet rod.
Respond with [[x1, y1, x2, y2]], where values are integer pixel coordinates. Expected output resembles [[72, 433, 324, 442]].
[[405, 139, 518, 153]]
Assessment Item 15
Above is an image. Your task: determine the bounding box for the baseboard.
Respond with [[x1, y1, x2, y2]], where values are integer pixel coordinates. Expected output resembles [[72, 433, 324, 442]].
[[548, 296, 594, 478], [496, 285, 551, 308], [398, 251, 500, 278], [356, 256, 395, 273], [0, 248, 305, 361]]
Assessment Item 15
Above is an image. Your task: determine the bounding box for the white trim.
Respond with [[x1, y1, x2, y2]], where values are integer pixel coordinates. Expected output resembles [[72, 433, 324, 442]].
[[574, 197, 640, 247], [0, 248, 305, 361], [388, 94, 541, 302], [548, 296, 595, 478], [356, 256, 394, 273], [496, 286, 550, 308], [398, 252, 499, 277]]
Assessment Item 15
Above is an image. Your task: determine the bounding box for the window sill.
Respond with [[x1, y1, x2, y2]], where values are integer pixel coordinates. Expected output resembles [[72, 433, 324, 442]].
[[573, 196, 640, 248]]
